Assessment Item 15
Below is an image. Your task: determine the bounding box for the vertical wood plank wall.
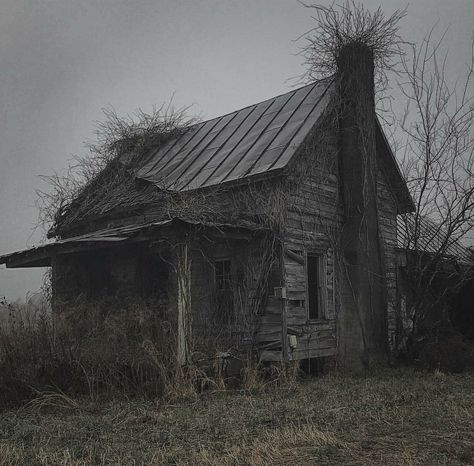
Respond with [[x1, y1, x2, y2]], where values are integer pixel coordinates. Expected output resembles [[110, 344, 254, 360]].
[[256, 129, 400, 361]]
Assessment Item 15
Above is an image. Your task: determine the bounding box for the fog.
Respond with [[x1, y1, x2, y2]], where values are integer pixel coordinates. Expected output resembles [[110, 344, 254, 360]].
[[1, 0, 472, 300]]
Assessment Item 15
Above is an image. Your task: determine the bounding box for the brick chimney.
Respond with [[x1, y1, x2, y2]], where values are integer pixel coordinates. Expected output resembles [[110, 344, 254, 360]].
[[337, 42, 388, 369]]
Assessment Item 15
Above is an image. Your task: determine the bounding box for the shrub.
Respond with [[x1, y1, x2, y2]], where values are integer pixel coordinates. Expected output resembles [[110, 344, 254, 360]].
[[0, 296, 307, 408], [0, 297, 191, 407], [417, 331, 473, 373]]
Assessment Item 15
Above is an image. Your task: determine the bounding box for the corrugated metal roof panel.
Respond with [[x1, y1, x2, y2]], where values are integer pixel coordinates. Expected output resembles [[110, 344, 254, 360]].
[[397, 215, 472, 264], [270, 87, 333, 173], [188, 100, 274, 189], [135, 80, 333, 191]]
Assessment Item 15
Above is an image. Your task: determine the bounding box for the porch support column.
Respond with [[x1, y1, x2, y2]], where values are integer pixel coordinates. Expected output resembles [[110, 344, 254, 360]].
[[176, 241, 192, 366]]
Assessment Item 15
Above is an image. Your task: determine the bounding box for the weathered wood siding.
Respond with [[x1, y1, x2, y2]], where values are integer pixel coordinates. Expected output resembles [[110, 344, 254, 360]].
[[255, 119, 400, 361], [255, 123, 340, 361], [189, 236, 279, 356]]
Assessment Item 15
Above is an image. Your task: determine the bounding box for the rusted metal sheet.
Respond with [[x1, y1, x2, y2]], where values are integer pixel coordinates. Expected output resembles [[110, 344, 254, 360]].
[[135, 80, 333, 191]]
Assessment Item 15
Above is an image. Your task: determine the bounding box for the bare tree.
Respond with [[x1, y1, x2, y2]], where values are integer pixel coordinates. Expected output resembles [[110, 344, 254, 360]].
[[397, 29, 474, 345], [36, 103, 197, 236], [299, 1, 406, 93]]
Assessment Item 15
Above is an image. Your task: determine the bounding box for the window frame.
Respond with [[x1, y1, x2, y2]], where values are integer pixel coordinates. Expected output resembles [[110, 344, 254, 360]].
[[213, 257, 234, 321], [305, 252, 328, 321], [214, 258, 232, 291]]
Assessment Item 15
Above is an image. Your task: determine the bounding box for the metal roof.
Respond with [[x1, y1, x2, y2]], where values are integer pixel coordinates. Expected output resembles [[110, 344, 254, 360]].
[[136, 80, 333, 191], [397, 215, 472, 264]]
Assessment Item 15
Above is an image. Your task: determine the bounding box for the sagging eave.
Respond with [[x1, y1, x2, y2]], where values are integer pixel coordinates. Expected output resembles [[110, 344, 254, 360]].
[[1, 240, 124, 269], [48, 169, 286, 240], [0, 218, 270, 269]]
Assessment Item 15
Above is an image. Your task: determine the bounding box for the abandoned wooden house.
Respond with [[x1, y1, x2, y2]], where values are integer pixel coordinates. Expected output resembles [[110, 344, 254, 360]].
[[0, 44, 415, 370]]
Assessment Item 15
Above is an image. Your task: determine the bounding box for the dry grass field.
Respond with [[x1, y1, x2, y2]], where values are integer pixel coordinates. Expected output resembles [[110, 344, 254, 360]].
[[0, 367, 473, 465]]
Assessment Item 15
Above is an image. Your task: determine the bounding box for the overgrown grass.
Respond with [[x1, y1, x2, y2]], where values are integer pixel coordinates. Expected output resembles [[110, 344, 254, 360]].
[[0, 297, 208, 405], [0, 368, 473, 465], [0, 298, 297, 407], [1, 299, 473, 464]]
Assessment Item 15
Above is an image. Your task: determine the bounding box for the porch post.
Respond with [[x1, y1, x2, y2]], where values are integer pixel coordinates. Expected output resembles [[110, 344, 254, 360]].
[[176, 241, 191, 366], [280, 242, 289, 362]]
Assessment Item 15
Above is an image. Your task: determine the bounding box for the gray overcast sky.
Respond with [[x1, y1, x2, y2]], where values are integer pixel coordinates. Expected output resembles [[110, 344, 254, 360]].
[[1, 0, 473, 301]]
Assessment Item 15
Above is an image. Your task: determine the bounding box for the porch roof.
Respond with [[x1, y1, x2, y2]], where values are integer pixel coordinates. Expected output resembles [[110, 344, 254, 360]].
[[0, 218, 268, 269]]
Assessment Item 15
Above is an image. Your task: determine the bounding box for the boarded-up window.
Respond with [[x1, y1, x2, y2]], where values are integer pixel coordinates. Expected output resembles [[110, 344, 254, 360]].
[[307, 254, 327, 320]]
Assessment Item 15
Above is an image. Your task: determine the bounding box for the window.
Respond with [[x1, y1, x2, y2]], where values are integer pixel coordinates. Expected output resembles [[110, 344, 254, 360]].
[[307, 254, 326, 320], [215, 259, 231, 291], [214, 259, 233, 320]]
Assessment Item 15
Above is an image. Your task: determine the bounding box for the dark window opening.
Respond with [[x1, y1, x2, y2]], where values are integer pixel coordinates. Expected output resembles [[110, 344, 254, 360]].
[[307, 255, 322, 320]]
